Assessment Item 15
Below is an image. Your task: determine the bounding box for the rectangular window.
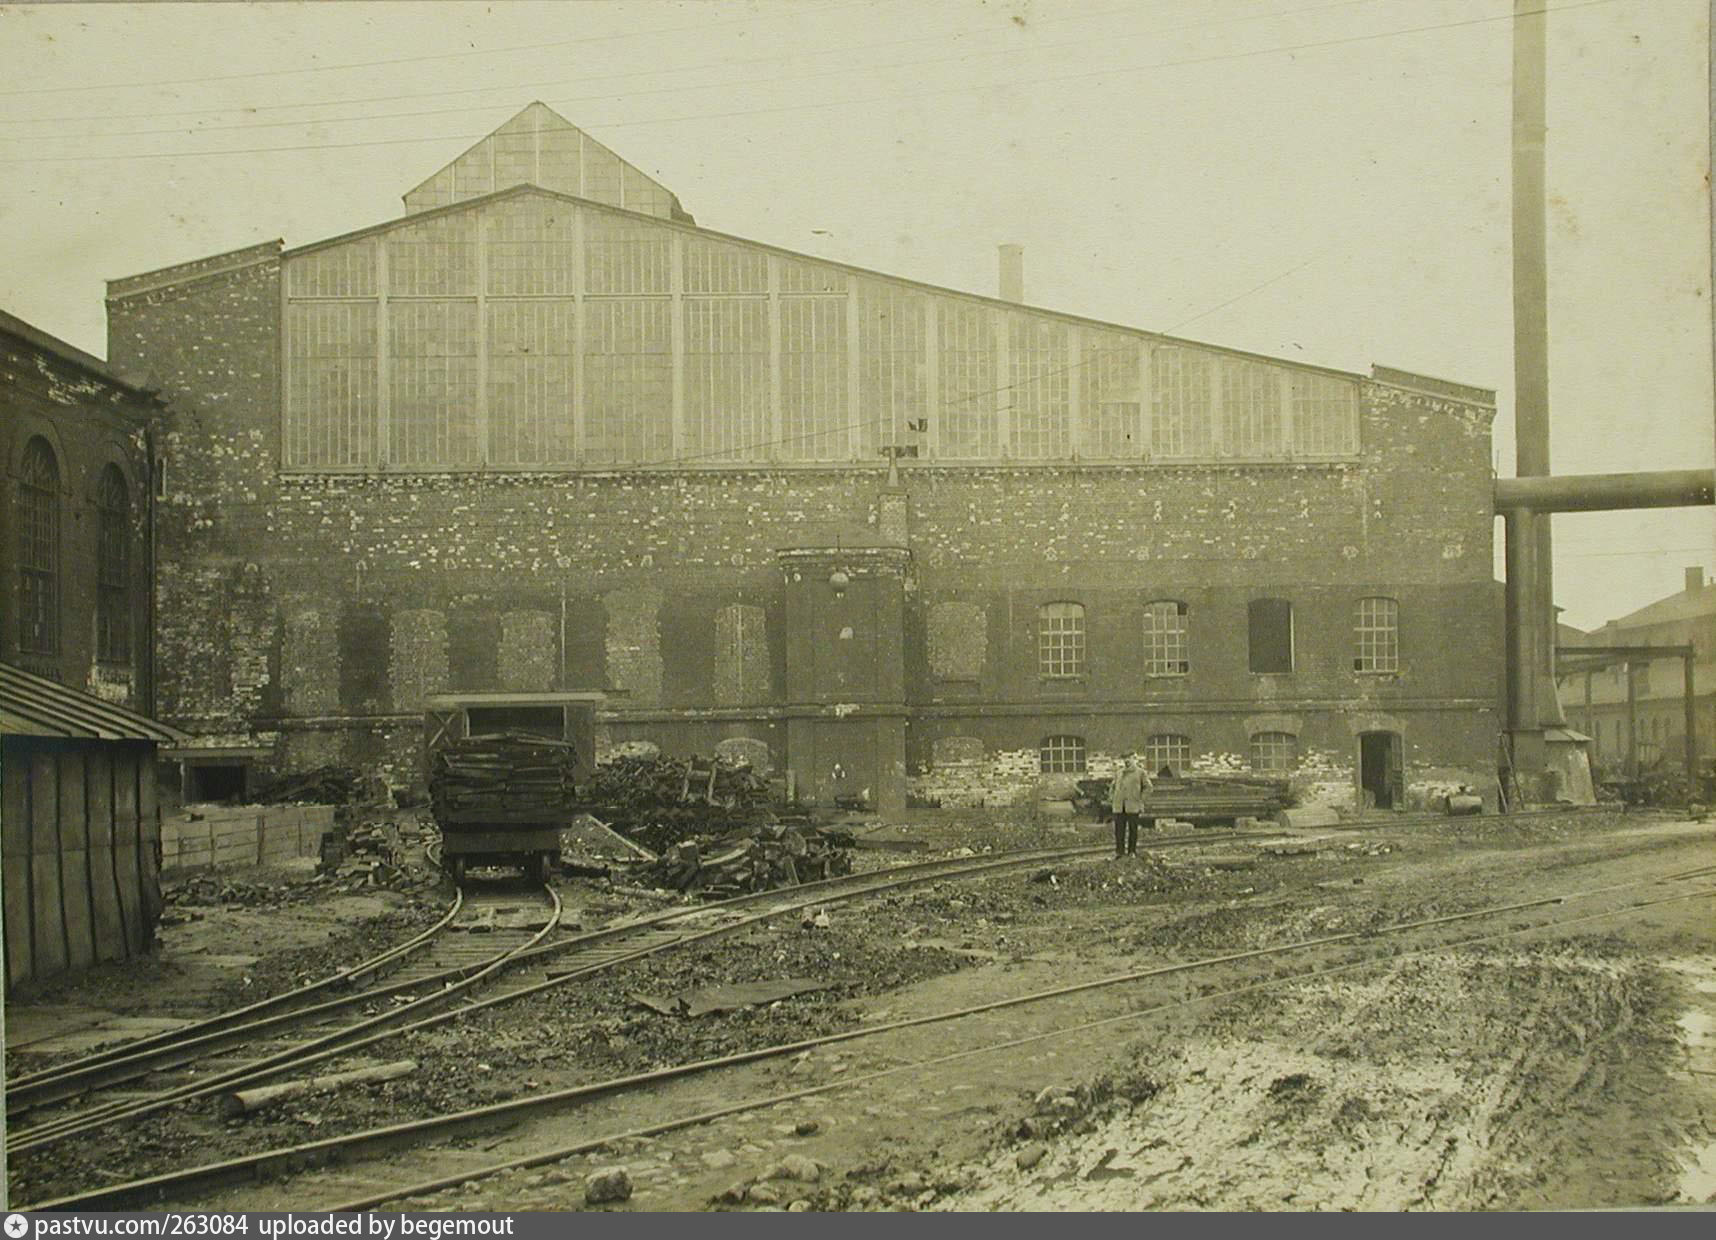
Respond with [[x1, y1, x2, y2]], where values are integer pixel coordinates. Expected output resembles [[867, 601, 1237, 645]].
[[1082, 334, 1142, 457], [1040, 735, 1087, 774], [285, 302, 378, 468], [1292, 372, 1359, 455], [1354, 596, 1399, 673], [487, 199, 576, 296], [779, 295, 849, 460], [939, 301, 998, 458], [1038, 602, 1086, 679], [1143, 600, 1190, 675], [583, 298, 672, 464], [1250, 731, 1298, 773], [487, 300, 574, 465], [859, 282, 927, 459], [1221, 359, 1284, 457], [585, 214, 670, 295], [1009, 316, 1069, 459], [684, 297, 769, 461], [1144, 733, 1191, 774], [1152, 347, 1212, 457], [389, 300, 480, 467], [1248, 598, 1294, 673]]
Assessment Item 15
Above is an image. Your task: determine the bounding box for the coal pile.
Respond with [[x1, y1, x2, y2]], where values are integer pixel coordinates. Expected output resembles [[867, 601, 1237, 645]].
[[581, 755, 778, 852], [430, 732, 580, 819]]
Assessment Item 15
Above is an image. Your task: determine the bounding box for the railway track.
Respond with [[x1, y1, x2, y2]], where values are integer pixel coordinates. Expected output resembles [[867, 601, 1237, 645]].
[[6, 878, 565, 1154], [6, 829, 1252, 1187], [24, 845, 1714, 1211]]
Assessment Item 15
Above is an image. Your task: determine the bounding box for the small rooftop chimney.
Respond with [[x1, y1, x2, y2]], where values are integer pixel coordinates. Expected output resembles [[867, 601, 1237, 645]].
[[1687, 566, 1705, 593], [998, 244, 1024, 304]]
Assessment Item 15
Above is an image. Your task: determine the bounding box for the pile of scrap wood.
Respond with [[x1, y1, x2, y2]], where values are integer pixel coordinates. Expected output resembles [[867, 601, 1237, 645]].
[[1075, 774, 1291, 824], [636, 823, 855, 895], [430, 731, 579, 820], [580, 754, 777, 852], [250, 765, 364, 806]]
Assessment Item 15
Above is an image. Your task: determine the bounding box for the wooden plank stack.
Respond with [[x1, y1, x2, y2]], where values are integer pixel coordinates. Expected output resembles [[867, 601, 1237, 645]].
[[580, 754, 777, 852], [1075, 774, 1291, 823], [430, 731, 580, 821], [635, 823, 855, 895]]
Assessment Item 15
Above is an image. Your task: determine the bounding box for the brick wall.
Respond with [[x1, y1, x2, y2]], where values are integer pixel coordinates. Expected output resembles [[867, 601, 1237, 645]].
[[1, 326, 156, 709], [108, 262, 1503, 809]]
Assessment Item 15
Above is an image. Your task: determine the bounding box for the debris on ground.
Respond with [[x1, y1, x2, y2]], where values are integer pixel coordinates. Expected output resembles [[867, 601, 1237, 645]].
[[248, 765, 368, 806], [631, 977, 846, 1017], [579, 754, 781, 851], [1074, 774, 1291, 823], [635, 823, 854, 895], [584, 1167, 632, 1205], [561, 814, 658, 867]]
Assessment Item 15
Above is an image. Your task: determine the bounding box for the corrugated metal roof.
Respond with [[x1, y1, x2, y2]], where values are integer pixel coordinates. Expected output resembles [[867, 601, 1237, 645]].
[[0, 662, 188, 743]]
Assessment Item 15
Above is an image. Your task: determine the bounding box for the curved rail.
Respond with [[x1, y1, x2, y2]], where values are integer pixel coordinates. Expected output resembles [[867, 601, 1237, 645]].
[[9, 883, 563, 1154], [6, 886, 466, 1116], [28, 856, 1715, 1210]]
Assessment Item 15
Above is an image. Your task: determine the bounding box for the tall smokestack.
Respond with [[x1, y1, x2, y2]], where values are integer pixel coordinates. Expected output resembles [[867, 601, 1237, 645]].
[[1688, 566, 1706, 593], [998, 244, 1024, 303]]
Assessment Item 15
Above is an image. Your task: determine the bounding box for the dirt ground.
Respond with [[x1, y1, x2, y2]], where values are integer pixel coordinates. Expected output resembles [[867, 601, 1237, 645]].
[[6, 808, 1714, 1212]]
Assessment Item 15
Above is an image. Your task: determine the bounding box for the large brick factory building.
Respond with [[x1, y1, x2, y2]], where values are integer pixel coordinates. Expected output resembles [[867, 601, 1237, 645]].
[[105, 104, 1503, 814]]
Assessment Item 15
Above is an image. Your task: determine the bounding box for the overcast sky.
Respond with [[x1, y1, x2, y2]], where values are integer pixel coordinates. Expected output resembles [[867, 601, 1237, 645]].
[[1, 0, 1709, 630]]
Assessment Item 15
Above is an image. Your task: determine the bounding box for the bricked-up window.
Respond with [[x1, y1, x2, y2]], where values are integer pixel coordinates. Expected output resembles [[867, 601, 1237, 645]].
[[1221, 359, 1285, 457], [1143, 600, 1189, 675], [1152, 347, 1213, 458], [1010, 316, 1070, 459], [779, 294, 849, 460], [1292, 372, 1359, 455], [18, 437, 60, 655], [939, 301, 999, 458], [1354, 596, 1399, 673], [1144, 733, 1191, 774], [1248, 598, 1294, 673], [713, 603, 769, 706], [96, 466, 131, 663], [684, 298, 769, 462], [1251, 731, 1298, 773], [1038, 602, 1086, 679], [1040, 735, 1087, 774]]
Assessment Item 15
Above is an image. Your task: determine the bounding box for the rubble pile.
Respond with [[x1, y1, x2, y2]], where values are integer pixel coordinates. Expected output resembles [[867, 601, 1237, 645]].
[[317, 815, 434, 892], [1074, 774, 1291, 823], [581, 755, 778, 852], [248, 765, 365, 806], [637, 823, 855, 895], [162, 874, 311, 911], [430, 732, 580, 819]]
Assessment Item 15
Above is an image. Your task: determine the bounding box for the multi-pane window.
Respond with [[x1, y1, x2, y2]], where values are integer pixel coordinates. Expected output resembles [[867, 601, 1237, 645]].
[[858, 282, 926, 459], [683, 298, 769, 461], [1221, 359, 1285, 456], [1142, 600, 1189, 675], [1250, 731, 1298, 773], [389, 300, 481, 467], [1010, 316, 1069, 459], [1248, 598, 1294, 673], [284, 302, 378, 468], [1292, 372, 1359, 455], [96, 466, 130, 663], [939, 302, 998, 458], [1040, 735, 1087, 774], [1152, 347, 1212, 457], [779, 295, 848, 460], [583, 299, 672, 463], [1082, 334, 1142, 458], [1038, 602, 1086, 679], [1144, 734, 1191, 775], [1354, 596, 1399, 673], [488, 301, 575, 465], [18, 436, 59, 655]]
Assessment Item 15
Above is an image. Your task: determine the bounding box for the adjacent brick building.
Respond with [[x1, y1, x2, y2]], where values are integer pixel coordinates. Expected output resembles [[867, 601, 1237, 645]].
[[106, 104, 1504, 814]]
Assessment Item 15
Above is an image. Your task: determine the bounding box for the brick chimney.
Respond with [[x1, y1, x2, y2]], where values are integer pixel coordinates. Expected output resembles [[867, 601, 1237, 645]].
[[998, 244, 1024, 304], [1687, 566, 1705, 593]]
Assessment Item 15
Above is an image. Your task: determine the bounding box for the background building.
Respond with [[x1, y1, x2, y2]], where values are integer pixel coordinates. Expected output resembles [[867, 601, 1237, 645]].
[[1559, 567, 1714, 772], [3, 309, 179, 989], [106, 105, 1504, 814]]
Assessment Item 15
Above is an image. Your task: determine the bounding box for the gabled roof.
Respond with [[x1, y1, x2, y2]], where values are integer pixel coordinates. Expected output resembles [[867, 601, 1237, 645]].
[[0, 662, 187, 743], [402, 102, 692, 223]]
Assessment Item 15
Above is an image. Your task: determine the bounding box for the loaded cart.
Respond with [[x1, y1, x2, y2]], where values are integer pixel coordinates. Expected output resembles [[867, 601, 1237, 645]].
[[423, 692, 604, 884]]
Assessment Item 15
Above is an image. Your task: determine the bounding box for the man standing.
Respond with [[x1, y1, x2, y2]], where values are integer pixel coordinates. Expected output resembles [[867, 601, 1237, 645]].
[[1110, 756, 1152, 858]]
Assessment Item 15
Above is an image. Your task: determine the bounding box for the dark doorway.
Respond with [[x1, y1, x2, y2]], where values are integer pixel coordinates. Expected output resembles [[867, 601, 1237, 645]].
[[1248, 598, 1294, 673], [466, 706, 565, 740], [1359, 731, 1403, 810], [187, 762, 246, 803]]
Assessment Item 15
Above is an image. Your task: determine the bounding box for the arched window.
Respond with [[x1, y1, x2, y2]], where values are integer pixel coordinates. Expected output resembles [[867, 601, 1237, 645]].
[[1142, 600, 1189, 675], [1354, 596, 1399, 673], [1250, 731, 1298, 774], [1039, 735, 1087, 774], [97, 465, 131, 663], [1143, 733, 1191, 775], [1038, 602, 1085, 679], [18, 437, 60, 655]]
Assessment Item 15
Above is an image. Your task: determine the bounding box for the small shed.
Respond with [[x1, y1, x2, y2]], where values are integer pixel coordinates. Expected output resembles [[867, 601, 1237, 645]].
[[1, 662, 187, 990]]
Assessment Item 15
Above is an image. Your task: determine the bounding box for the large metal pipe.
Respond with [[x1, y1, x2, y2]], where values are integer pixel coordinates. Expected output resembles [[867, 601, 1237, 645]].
[[1494, 468, 1716, 513]]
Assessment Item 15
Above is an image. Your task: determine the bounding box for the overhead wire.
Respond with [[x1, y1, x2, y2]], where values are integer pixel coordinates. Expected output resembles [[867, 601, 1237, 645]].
[[0, 0, 1625, 165]]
